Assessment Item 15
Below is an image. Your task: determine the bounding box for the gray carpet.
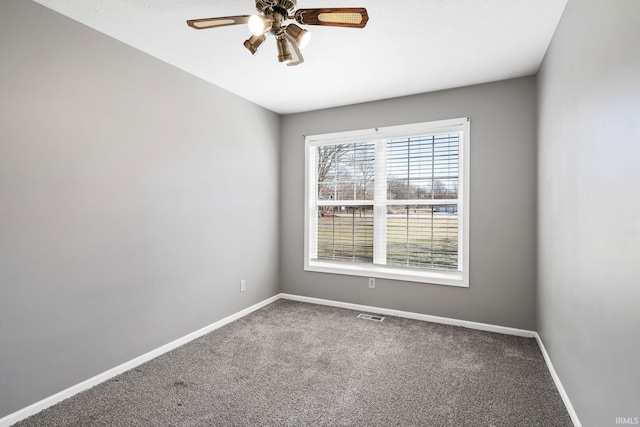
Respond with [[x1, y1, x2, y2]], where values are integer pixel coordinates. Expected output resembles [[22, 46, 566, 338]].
[[13, 299, 573, 426]]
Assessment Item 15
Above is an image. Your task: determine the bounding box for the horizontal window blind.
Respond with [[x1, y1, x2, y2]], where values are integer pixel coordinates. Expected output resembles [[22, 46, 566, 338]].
[[387, 134, 459, 200], [316, 142, 375, 201], [316, 206, 373, 263], [305, 118, 469, 286], [386, 205, 458, 270]]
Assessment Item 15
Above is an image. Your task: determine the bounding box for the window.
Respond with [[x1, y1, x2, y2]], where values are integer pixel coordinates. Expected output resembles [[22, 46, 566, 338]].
[[304, 118, 469, 287]]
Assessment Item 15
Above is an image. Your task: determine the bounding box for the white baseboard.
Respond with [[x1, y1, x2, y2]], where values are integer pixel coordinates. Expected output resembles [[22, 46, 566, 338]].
[[534, 334, 583, 427], [279, 293, 537, 337], [0, 295, 280, 427], [1, 292, 581, 427]]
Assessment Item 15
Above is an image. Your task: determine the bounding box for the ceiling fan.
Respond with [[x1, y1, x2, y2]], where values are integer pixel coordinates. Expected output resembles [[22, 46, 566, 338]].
[[187, 0, 369, 66]]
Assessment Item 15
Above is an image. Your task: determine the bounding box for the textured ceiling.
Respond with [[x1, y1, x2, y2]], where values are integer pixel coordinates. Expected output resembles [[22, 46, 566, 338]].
[[32, 0, 567, 114]]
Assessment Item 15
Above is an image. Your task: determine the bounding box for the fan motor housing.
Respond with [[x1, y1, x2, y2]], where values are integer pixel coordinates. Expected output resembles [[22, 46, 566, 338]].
[[256, 0, 296, 15]]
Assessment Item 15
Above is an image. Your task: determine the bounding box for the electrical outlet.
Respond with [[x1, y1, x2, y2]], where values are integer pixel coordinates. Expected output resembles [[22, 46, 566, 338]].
[[240, 280, 246, 292], [368, 278, 375, 289]]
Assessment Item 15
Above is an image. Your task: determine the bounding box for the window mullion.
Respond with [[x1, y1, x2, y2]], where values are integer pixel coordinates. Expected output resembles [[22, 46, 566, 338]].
[[373, 139, 387, 265]]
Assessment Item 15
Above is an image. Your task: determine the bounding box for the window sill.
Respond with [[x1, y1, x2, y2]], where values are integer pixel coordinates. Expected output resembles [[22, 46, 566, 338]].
[[305, 260, 469, 287]]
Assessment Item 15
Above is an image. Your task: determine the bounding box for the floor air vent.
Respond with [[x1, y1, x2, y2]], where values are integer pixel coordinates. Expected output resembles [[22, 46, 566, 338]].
[[357, 313, 385, 322]]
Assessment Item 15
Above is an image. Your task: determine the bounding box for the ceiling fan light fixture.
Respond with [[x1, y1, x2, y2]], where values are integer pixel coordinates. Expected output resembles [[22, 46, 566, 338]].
[[248, 14, 271, 36], [285, 24, 311, 48], [276, 37, 293, 63], [187, 1, 369, 66], [244, 34, 266, 55]]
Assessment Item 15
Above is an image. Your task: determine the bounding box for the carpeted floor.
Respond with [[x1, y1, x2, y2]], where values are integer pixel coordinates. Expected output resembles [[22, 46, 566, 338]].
[[13, 299, 573, 426]]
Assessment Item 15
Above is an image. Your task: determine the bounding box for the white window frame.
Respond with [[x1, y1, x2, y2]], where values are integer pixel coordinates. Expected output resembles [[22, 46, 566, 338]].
[[304, 117, 470, 287]]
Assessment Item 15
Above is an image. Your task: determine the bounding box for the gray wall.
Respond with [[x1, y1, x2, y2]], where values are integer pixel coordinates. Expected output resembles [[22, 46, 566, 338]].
[[280, 77, 538, 330], [537, 0, 640, 425], [0, 0, 280, 417]]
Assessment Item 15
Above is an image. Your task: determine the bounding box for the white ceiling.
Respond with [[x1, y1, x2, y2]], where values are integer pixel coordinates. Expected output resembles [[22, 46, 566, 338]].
[[32, 0, 567, 114]]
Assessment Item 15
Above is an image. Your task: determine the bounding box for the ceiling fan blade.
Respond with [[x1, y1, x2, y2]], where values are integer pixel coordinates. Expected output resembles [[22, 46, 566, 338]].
[[294, 8, 369, 29], [187, 15, 251, 30]]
